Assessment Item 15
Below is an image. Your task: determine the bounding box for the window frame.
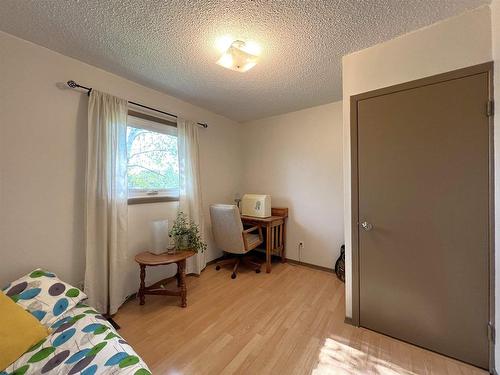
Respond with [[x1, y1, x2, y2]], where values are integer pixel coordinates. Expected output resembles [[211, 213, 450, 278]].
[[127, 110, 180, 205]]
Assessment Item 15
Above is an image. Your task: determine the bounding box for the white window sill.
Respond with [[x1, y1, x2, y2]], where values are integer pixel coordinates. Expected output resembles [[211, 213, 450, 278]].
[[128, 195, 179, 205]]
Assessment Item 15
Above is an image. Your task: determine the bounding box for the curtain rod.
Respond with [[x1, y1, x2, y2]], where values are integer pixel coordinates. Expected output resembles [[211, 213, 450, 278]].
[[66, 80, 208, 128]]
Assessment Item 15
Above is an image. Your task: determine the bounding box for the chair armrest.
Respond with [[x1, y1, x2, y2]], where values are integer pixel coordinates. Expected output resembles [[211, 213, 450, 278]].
[[242, 225, 263, 250], [243, 226, 260, 234]]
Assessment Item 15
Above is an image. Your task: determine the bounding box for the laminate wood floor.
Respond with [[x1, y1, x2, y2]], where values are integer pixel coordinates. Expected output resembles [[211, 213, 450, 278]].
[[115, 262, 487, 375]]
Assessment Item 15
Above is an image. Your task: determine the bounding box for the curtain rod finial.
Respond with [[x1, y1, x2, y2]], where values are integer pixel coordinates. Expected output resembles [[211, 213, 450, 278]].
[[67, 80, 77, 88]]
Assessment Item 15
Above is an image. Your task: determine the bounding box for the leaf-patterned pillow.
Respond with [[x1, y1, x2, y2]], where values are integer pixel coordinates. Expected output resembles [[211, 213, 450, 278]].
[[2, 269, 87, 327]]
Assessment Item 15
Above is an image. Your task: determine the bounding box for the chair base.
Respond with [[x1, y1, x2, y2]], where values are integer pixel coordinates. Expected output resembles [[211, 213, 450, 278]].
[[215, 255, 262, 279]]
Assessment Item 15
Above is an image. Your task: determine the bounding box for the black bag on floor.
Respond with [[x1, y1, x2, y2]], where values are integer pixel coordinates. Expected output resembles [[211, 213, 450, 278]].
[[335, 245, 345, 282]]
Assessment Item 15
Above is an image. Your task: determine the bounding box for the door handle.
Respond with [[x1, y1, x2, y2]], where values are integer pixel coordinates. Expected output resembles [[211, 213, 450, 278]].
[[361, 221, 373, 231]]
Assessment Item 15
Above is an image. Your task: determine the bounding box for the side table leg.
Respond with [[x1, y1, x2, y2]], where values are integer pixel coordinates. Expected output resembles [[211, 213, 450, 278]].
[[139, 264, 146, 305], [178, 260, 187, 308], [176, 265, 181, 287]]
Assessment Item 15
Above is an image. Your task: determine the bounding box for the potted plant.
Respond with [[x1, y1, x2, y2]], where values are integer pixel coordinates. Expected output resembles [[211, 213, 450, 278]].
[[169, 211, 207, 253]]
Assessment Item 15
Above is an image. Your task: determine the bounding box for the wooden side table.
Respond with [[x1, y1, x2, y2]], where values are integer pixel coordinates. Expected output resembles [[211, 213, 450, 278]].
[[134, 250, 196, 308]]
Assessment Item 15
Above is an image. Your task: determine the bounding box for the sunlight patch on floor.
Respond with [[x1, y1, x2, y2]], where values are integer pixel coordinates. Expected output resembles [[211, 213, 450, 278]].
[[313, 338, 417, 375]]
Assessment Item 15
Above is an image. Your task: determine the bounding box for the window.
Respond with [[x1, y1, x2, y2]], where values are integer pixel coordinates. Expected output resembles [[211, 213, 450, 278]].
[[127, 113, 179, 203]]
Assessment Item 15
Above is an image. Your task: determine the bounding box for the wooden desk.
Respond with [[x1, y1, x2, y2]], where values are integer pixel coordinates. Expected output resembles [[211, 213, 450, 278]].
[[134, 250, 195, 308], [241, 207, 288, 273]]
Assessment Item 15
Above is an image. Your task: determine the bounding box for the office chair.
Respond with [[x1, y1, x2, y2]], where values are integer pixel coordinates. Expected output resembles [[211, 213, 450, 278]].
[[209, 204, 263, 279]]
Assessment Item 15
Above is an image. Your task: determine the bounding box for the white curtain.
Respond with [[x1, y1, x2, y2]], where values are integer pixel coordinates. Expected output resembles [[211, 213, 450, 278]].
[[177, 118, 206, 274], [84, 90, 129, 315]]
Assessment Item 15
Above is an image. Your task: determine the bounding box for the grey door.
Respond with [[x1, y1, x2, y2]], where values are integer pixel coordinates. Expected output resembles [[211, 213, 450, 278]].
[[357, 70, 490, 369]]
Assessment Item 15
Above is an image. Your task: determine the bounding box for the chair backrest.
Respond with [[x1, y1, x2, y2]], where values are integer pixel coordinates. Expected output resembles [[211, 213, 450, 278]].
[[209, 204, 245, 254]]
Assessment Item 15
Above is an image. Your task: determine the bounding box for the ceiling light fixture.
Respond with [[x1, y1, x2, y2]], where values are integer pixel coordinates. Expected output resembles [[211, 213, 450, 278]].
[[216, 40, 259, 72]]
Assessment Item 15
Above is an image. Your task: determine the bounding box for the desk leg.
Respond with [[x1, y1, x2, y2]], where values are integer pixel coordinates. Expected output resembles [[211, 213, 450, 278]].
[[266, 224, 272, 273], [281, 222, 287, 263], [178, 260, 187, 308], [139, 264, 146, 305]]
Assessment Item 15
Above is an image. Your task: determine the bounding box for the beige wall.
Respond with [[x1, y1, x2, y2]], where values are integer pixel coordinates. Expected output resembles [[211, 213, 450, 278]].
[[240, 102, 344, 268], [342, 6, 493, 318], [0, 31, 242, 289]]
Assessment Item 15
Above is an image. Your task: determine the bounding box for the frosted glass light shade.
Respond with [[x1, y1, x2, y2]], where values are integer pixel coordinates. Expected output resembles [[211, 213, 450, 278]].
[[151, 219, 169, 255], [216, 40, 258, 72]]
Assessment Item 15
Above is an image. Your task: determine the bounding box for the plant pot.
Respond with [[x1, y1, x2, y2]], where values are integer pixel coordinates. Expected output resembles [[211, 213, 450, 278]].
[[174, 235, 191, 251]]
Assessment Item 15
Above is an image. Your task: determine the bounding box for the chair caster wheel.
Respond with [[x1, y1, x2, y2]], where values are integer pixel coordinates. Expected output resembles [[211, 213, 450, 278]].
[[231, 273, 237, 279], [215, 265, 221, 270], [255, 268, 261, 274]]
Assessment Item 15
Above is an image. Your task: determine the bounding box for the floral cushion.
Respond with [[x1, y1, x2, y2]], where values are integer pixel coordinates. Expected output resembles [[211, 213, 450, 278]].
[[1, 303, 151, 375], [2, 269, 87, 327]]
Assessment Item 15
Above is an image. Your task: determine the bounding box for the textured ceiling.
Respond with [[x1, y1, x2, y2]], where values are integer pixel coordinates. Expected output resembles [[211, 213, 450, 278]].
[[0, 0, 490, 122]]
